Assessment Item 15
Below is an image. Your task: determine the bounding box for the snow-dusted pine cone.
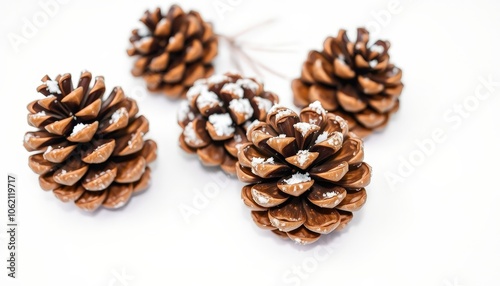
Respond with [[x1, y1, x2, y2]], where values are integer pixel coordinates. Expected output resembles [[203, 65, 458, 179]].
[[24, 71, 157, 211], [237, 101, 370, 244], [178, 73, 279, 174], [127, 5, 218, 99], [292, 28, 403, 138]]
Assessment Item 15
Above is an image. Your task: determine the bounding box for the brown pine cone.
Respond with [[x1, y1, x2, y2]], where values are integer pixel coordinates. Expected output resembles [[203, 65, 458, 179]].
[[178, 73, 279, 175], [127, 5, 218, 99], [24, 71, 158, 211], [292, 28, 403, 138], [236, 101, 370, 244]]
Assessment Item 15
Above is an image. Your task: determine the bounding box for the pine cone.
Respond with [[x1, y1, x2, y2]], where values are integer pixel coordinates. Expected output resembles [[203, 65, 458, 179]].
[[292, 28, 403, 138], [127, 5, 218, 99], [236, 101, 370, 244], [24, 71, 158, 211], [178, 73, 279, 175]]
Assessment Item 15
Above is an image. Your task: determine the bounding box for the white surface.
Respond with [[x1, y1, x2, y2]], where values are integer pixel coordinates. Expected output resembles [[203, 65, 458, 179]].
[[1, 0, 500, 285]]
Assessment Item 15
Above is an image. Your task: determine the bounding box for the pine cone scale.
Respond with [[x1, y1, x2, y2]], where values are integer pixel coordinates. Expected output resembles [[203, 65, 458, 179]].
[[268, 197, 306, 232], [250, 182, 288, 208], [102, 183, 133, 209], [336, 189, 367, 212], [303, 201, 341, 234], [336, 163, 371, 189], [133, 167, 152, 193], [337, 87, 366, 112], [28, 153, 54, 174], [45, 143, 78, 163], [286, 226, 321, 244], [307, 185, 346, 208], [75, 190, 107, 211], [197, 143, 225, 166], [53, 163, 88, 186], [39, 172, 59, 191], [309, 161, 349, 183], [251, 211, 275, 229], [82, 163, 117, 191], [277, 178, 315, 196]]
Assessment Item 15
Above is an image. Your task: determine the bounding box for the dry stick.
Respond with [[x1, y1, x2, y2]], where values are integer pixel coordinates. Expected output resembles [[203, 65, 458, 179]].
[[217, 33, 236, 46], [227, 18, 277, 39], [244, 46, 299, 53], [238, 40, 300, 49], [236, 42, 299, 53], [237, 46, 291, 80], [217, 18, 295, 80], [220, 34, 298, 53], [229, 44, 245, 75], [218, 34, 292, 79], [218, 34, 246, 74], [232, 45, 264, 79], [218, 34, 263, 77]]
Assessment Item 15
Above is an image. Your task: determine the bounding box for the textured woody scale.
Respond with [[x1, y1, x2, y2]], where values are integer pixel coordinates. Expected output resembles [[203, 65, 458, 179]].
[[237, 102, 370, 244], [24, 72, 157, 211], [292, 28, 403, 138], [178, 73, 279, 174], [128, 5, 218, 99]]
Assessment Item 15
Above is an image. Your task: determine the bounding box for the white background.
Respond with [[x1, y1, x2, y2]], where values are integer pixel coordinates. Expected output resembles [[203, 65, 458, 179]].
[[1, 0, 499, 285]]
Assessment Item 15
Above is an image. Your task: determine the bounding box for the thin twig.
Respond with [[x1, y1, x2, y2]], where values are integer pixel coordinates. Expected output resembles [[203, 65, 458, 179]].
[[216, 19, 293, 80], [233, 45, 264, 78], [228, 18, 277, 39], [216, 33, 234, 43], [219, 35, 246, 74], [251, 58, 291, 80], [229, 45, 245, 74], [237, 41, 300, 48], [244, 46, 299, 53], [237, 48, 290, 80]]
